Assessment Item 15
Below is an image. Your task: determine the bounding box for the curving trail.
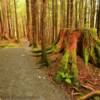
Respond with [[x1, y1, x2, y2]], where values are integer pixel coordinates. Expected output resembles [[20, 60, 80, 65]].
[[0, 46, 69, 100]]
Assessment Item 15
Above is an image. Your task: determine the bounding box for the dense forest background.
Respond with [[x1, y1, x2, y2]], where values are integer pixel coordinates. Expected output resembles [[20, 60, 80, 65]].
[[0, 0, 100, 45]]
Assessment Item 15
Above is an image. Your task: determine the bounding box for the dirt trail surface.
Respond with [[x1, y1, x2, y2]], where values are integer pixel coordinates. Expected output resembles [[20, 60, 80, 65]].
[[0, 46, 69, 100]]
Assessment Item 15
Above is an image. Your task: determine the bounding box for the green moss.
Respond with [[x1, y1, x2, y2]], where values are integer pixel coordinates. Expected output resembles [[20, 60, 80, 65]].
[[83, 48, 89, 65], [54, 50, 78, 85], [90, 28, 97, 39], [32, 42, 61, 54], [0, 43, 17, 48]]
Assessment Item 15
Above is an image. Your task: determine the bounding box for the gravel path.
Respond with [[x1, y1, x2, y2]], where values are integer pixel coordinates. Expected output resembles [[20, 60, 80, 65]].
[[0, 47, 69, 100]]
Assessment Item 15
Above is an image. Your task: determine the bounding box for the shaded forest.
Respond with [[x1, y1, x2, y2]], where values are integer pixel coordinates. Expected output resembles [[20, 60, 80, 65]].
[[0, 0, 100, 99]]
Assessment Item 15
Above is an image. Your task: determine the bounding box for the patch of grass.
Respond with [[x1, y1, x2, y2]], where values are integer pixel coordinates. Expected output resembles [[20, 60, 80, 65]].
[[0, 43, 18, 48]]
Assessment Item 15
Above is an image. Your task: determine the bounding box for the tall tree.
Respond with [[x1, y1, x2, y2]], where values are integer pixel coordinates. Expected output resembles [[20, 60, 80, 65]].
[[7, 0, 11, 38], [26, 0, 30, 39], [96, 0, 100, 35], [67, 0, 75, 28], [40, 0, 49, 66], [1, 0, 9, 39], [55, 0, 58, 39], [90, 0, 96, 28], [84, 0, 88, 27], [31, 0, 37, 47], [51, 0, 58, 42], [52, 0, 55, 42], [0, 7, 3, 38], [67, 0, 70, 28], [60, 0, 65, 28], [75, 0, 78, 28], [79, 0, 85, 28], [14, 0, 19, 41]]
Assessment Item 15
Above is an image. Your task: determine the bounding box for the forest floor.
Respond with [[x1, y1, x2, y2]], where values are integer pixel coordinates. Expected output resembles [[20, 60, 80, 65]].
[[0, 39, 100, 100], [42, 52, 100, 100], [0, 39, 69, 100]]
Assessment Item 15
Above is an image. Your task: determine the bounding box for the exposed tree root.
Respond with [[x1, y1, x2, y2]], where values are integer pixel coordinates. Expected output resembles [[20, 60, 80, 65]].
[[78, 90, 100, 100], [81, 84, 95, 91], [32, 48, 54, 56]]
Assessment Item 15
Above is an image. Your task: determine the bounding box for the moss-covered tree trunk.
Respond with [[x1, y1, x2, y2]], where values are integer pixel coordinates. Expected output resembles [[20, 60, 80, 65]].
[[40, 0, 49, 66]]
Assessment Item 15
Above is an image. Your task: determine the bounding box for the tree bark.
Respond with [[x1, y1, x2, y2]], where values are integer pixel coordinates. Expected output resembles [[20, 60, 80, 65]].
[[14, 0, 19, 41], [90, 0, 96, 28], [31, 0, 37, 47], [79, 0, 84, 28], [40, 0, 49, 66], [96, 0, 100, 35]]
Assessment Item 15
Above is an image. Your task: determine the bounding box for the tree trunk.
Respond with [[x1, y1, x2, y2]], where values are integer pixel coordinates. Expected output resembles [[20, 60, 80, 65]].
[[90, 0, 96, 28], [79, 0, 84, 28], [1, 0, 9, 39], [0, 10, 3, 39], [67, 0, 70, 28], [52, 0, 55, 42], [96, 0, 100, 35], [26, 0, 30, 39], [60, 0, 65, 28], [31, 0, 37, 47], [84, 0, 88, 28], [67, 0, 75, 28], [55, 0, 58, 39], [14, 0, 19, 41], [7, 0, 11, 38], [75, 0, 78, 28], [40, 0, 49, 66]]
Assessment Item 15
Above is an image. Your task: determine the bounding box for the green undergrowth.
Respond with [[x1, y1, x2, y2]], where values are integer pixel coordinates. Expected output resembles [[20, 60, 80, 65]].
[[32, 43, 59, 53], [54, 51, 79, 85], [32, 43, 60, 56], [0, 43, 18, 48], [82, 28, 100, 66]]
